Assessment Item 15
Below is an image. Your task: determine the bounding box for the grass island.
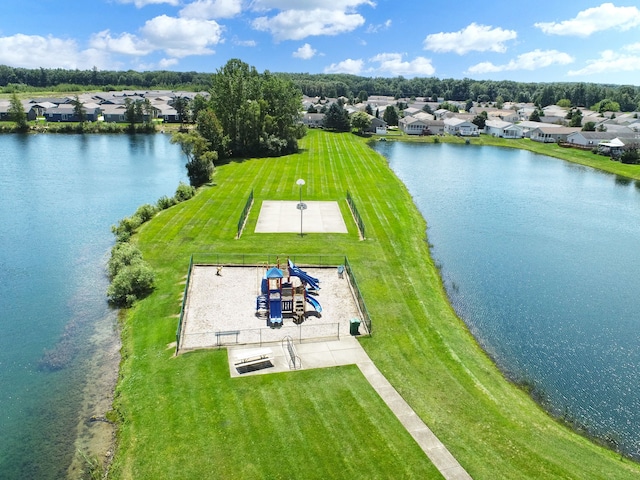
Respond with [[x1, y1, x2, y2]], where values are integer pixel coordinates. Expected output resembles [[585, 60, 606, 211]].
[[108, 129, 640, 479]]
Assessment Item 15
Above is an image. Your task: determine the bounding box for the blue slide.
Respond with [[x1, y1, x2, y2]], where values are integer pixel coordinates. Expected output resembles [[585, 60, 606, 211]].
[[288, 260, 320, 290], [269, 298, 283, 325], [305, 295, 322, 313]]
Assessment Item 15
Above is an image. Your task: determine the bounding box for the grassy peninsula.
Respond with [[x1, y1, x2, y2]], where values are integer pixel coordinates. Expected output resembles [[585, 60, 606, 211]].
[[109, 129, 640, 479]]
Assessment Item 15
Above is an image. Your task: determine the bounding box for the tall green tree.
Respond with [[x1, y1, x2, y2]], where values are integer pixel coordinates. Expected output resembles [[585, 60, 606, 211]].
[[9, 93, 28, 131], [170, 132, 215, 187], [324, 102, 351, 131], [382, 105, 399, 126], [351, 111, 372, 134]]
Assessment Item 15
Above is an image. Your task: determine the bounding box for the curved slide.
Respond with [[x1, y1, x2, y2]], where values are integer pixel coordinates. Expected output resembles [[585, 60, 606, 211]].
[[305, 295, 322, 313], [288, 260, 320, 290]]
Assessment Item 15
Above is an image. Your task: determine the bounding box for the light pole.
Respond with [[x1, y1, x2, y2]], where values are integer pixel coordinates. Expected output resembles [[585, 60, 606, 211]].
[[296, 178, 306, 237]]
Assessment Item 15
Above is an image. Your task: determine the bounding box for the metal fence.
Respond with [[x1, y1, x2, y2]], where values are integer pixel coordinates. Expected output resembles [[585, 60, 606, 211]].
[[346, 190, 365, 239], [236, 189, 254, 238], [189, 252, 348, 268], [175, 254, 195, 351], [179, 322, 341, 352], [175, 253, 373, 354], [344, 257, 373, 334]]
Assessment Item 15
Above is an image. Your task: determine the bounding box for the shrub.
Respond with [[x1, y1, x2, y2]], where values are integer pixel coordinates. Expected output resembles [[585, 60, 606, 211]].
[[111, 215, 143, 242], [135, 203, 159, 222], [174, 182, 196, 202], [107, 262, 155, 307], [108, 242, 144, 278], [157, 195, 176, 210]]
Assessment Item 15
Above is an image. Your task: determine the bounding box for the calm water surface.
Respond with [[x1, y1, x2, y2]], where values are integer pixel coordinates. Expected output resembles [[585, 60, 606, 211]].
[[375, 141, 640, 458], [0, 134, 186, 479]]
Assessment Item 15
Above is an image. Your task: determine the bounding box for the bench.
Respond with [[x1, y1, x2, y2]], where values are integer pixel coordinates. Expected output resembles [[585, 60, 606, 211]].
[[233, 347, 273, 367]]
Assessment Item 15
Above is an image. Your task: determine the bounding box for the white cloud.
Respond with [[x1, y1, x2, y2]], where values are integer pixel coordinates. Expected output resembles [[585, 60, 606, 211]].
[[234, 39, 257, 47], [625, 42, 640, 53], [535, 3, 640, 36], [179, 0, 242, 19], [293, 43, 317, 59], [324, 58, 364, 74], [251, 0, 374, 11], [159, 58, 179, 68], [467, 49, 574, 74], [366, 19, 392, 33], [0, 34, 111, 69], [424, 23, 517, 55], [253, 8, 365, 40], [117, 0, 180, 7], [369, 53, 435, 76], [141, 15, 223, 57], [568, 50, 640, 76], [90, 30, 153, 56]]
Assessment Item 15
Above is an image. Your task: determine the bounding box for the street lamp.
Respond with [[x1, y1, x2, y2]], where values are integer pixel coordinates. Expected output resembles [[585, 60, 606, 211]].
[[296, 178, 306, 237]]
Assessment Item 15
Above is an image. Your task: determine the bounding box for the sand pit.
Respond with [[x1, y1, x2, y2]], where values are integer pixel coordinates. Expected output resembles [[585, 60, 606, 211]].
[[179, 265, 366, 352]]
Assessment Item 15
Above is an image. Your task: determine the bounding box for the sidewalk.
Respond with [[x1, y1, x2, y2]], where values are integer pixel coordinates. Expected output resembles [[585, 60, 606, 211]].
[[228, 337, 472, 479]]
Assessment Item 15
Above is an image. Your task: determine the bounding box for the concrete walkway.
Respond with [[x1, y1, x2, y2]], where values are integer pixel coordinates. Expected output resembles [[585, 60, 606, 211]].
[[228, 337, 472, 479]]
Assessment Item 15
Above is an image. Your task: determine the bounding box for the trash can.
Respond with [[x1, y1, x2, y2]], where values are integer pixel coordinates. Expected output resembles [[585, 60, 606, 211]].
[[349, 318, 361, 336]]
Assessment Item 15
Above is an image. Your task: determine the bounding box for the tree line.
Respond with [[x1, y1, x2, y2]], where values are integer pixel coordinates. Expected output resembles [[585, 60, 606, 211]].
[[1, 64, 639, 111]]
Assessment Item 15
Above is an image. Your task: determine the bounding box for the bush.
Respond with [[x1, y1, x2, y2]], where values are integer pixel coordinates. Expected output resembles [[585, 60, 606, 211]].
[[174, 182, 196, 202], [135, 203, 159, 222], [157, 195, 176, 210], [108, 242, 144, 278], [111, 215, 143, 242], [107, 262, 155, 307]]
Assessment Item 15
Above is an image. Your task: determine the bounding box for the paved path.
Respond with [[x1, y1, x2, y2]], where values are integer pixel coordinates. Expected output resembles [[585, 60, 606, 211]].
[[228, 337, 472, 479], [357, 360, 472, 480]]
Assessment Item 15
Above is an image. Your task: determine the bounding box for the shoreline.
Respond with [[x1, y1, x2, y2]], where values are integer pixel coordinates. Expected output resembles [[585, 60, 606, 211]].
[[66, 309, 121, 479]]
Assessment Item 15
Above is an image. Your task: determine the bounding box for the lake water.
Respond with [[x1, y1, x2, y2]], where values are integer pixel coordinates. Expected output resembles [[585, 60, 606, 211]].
[[0, 134, 186, 479], [375, 141, 640, 458]]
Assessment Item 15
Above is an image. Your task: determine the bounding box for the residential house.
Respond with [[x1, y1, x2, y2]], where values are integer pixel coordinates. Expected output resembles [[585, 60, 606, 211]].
[[530, 126, 581, 143], [566, 131, 620, 148], [300, 113, 325, 128], [513, 121, 561, 138], [100, 104, 128, 123], [484, 120, 521, 138], [399, 115, 429, 135], [443, 117, 478, 136], [487, 110, 519, 123]]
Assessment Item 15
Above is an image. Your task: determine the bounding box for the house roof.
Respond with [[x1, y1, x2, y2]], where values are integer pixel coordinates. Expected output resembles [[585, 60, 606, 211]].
[[485, 120, 514, 129]]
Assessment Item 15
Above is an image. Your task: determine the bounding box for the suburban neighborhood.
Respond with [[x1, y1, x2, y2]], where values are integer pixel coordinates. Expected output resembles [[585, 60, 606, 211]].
[[2, 90, 640, 158]]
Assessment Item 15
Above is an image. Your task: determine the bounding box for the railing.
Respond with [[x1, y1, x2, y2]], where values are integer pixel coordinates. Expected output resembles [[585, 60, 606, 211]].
[[179, 322, 341, 352], [346, 190, 365, 239], [175, 254, 195, 354], [189, 253, 348, 268], [282, 335, 302, 370], [236, 189, 254, 238], [344, 257, 372, 334]]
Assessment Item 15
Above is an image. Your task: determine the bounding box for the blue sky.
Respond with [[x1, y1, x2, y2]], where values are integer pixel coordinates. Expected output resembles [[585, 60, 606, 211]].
[[1, 1, 639, 85]]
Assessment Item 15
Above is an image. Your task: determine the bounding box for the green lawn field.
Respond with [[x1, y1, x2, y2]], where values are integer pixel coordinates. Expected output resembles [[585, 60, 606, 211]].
[[109, 129, 640, 479]]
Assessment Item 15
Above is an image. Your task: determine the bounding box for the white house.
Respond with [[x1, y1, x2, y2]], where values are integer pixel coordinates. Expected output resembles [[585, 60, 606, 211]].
[[443, 117, 478, 136], [484, 120, 521, 138], [530, 126, 581, 143], [566, 131, 619, 147], [399, 116, 429, 135]]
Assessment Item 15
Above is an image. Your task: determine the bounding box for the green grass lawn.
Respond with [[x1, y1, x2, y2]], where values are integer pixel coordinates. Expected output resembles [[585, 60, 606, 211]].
[[109, 129, 640, 479]]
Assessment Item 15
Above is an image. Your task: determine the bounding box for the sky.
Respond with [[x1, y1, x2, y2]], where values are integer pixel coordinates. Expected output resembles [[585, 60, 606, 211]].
[[1, 1, 640, 85]]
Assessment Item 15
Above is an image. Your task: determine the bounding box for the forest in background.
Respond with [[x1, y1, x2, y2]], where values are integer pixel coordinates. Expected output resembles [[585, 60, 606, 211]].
[[1, 64, 639, 110]]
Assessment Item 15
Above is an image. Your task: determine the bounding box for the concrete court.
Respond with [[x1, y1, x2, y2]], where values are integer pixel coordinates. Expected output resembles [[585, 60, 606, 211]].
[[254, 200, 348, 233], [228, 339, 472, 480]]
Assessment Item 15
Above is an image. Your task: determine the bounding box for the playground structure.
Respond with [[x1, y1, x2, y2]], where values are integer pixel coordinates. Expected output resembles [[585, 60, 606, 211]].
[[257, 259, 323, 328]]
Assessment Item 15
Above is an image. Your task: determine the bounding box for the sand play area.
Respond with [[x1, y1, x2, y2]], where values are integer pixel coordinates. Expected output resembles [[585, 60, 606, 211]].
[[179, 264, 366, 352]]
